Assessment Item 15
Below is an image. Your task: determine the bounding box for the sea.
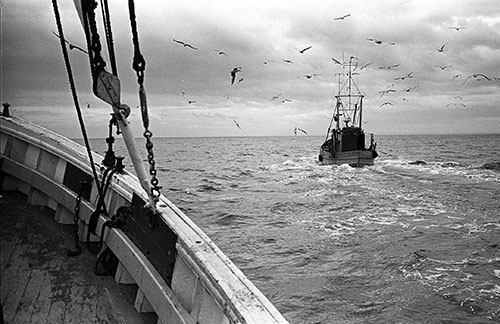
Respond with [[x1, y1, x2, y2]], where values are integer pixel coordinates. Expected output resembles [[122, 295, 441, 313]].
[[88, 134, 500, 324]]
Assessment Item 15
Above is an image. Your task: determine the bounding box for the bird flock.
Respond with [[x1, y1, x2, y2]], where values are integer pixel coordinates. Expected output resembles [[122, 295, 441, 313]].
[[56, 11, 494, 134], [166, 11, 499, 134], [170, 35, 323, 133]]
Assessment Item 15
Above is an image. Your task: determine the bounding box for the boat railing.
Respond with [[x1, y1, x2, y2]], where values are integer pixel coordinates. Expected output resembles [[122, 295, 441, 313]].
[[0, 115, 289, 324]]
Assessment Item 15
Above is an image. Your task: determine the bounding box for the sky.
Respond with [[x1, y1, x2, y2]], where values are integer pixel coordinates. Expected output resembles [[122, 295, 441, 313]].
[[1, 0, 500, 138]]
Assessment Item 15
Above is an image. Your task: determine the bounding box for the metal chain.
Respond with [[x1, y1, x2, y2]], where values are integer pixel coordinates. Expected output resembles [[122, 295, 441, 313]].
[[68, 182, 85, 256], [128, 0, 162, 205], [83, 0, 107, 77]]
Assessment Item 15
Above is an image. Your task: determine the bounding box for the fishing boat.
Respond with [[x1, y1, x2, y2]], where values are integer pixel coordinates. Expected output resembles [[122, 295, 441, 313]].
[[318, 56, 378, 167], [0, 1, 289, 323]]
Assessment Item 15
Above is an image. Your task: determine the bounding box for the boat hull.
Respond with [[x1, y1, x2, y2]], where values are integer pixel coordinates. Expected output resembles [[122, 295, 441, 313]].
[[318, 147, 376, 167], [0, 115, 289, 324]]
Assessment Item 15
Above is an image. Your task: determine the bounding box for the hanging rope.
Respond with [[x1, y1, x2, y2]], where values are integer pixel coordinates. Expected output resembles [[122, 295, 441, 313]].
[[99, 0, 118, 76], [51, 0, 104, 205]]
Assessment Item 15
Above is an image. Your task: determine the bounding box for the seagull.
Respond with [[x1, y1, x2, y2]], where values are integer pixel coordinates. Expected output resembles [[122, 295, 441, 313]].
[[452, 74, 462, 80], [233, 119, 241, 130], [188, 100, 197, 104], [283, 59, 294, 64], [359, 62, 372, 71], [402, 86, 418, 92], [454, 96, 463, 100], [264, 60, 276, 64], [294, 127, 308, 135], [236, 78, 244, 84], [437, 43, 447, 52], [86, 103, 91, 109], [52, 31, 87, 54], [366, 37, 384, 45], [461, 73, 491, 85], [334, 14, 351, 20], [214, 49, 227, 56], [295, 45, 312, 54], [230, 67, 242, 85], [180, 90, 186, 97], [379, 64, 400, 70], [331, 57, 342, 65], [172, 39, 198, 50], [281, 99, 292, 103], [394, 72, 414, 80], [301, 74, 320, 79], [271, 93, 282, 101], [378, 89, 396, 99], [448, 26, 467, 31], [379, 102, 393, 107], [435, 64, 452, 70]]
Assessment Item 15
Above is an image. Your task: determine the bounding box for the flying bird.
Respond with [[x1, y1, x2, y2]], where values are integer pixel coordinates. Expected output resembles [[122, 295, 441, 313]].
[[271, 93, 282, 101], [366, 37, 384, 45], [294, 127, 308, 135], [172, 39, 198, 50], [394, 72, 414, 80], [236, 78, 244, 84], [378, 89, 397, 99], [449, 26, 467, 31], [281, 99, 292, 103], [301, 74, 320, 79], [295, 45, 312, 54], [379, 102, 393, 107], [52, 31, 87, 54], [379, 64, 400, 70], [233, 119, 241, 130], [283, 59, 294, 64], [435, 64, 452, 70], [214, 49, 227, 56], [437, 43, 447, 52], [359, 62, 372, 71], [461, 73, 491, 85], [230, 67, 242, 85], [452, 74, 462, 80], [331, 57, 342, 65], [334, 14, 351, 20], [86, 103, 91, 109], [188, 100, 197, 104], [402, 86, 419, 92]]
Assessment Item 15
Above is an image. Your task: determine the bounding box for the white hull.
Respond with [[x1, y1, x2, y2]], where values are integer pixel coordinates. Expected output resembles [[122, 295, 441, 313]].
[[1, 115, 288, 324], [319, 148, 375, 167]]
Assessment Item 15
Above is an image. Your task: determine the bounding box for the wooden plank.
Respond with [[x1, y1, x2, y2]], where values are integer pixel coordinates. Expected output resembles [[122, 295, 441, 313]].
[[135, 289, 154, 313], [105, 226, 194, 324], [0, 191, 157, 324]]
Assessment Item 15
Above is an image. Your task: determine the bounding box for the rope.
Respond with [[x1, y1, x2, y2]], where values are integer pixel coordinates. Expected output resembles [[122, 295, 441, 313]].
[[52, 0, 103, 206], [100, 0, 118, 76]]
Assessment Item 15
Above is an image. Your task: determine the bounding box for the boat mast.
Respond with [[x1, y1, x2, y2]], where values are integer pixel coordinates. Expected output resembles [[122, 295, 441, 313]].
[[348, 56, 353, 109]]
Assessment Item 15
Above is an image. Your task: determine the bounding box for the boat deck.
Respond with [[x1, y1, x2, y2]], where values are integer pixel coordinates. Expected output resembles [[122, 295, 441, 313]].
[[0, 191, 157, 324]]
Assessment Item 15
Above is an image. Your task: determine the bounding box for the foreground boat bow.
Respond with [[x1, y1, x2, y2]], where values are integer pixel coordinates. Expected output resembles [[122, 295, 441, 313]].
[[1, 115, 289, 323]]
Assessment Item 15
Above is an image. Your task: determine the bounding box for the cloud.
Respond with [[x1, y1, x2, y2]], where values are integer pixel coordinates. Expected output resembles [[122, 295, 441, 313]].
[[1, 0, 499, 138]]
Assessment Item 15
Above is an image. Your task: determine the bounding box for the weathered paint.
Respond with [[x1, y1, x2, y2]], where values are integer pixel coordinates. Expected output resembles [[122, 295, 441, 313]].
[[0, 115, 290, 324]]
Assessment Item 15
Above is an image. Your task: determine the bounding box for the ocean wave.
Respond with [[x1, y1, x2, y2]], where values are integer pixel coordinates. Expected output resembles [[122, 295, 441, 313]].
[[376, 159, 500, 182], [478, 161, 500, 172]]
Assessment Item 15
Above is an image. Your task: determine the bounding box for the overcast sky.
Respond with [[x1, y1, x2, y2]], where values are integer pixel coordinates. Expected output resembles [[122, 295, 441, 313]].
[[1, 0, 500, 138]]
